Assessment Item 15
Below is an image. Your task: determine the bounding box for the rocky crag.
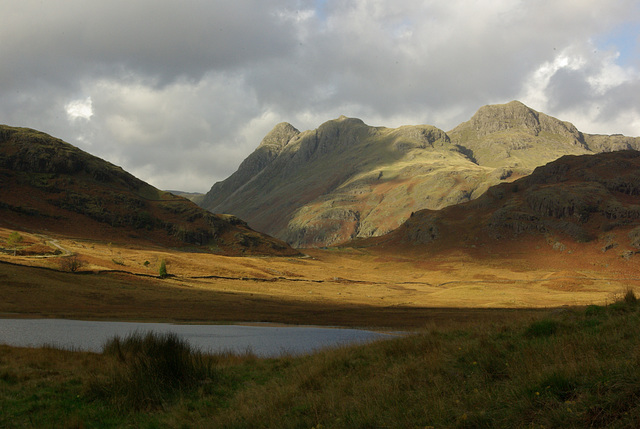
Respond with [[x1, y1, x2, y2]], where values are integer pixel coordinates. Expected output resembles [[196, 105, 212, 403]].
[[201, 101, 640, 248], [370, 150, 640, 258], [0, 125, 297, 256]]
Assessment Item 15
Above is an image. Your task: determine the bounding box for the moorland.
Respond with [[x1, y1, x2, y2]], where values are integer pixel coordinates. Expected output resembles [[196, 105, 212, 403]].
[[1, 221, 640, 427], [1, 103, 640, 427]]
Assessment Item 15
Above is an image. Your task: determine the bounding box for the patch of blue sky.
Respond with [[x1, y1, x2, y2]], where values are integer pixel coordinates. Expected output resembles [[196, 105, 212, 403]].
[[314, 0, 329, 21], [595, 21, 640, 67]]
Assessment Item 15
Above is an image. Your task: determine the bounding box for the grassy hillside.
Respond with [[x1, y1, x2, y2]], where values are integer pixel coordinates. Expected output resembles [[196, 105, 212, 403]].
[[366, 151, 640, 261], [2, 292, 639, 428], [0, 125, 297, 256]]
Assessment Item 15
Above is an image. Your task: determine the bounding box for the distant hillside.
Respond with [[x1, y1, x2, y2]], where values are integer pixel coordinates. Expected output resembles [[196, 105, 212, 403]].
[[0, 125, 298, 256], [364, 150, 640, 257], [166, 190, 206, 206], [201, 101, 639, 248]]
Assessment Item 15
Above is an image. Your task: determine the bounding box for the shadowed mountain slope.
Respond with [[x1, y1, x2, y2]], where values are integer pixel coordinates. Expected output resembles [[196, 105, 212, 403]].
[[0, 125, 297, 256], [364, 150, 640, 257], [202, 101, 639, 248]]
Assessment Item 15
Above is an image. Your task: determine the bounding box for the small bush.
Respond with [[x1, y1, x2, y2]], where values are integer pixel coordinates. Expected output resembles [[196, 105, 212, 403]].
[[91, 332, 215, 411], [59, 255, 84, 272], [609, 288, 640, 312], [6, 231, 23, 247], [6, 231, 23, 256]]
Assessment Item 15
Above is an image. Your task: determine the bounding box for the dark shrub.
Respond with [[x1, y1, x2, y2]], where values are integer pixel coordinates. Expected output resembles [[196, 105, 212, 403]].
[[525, 319, 559, 338], [91, 332, 215, 410]]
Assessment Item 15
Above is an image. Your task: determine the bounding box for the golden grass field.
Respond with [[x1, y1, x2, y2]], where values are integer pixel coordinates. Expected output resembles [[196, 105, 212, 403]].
[[1, 227, 638, 328]]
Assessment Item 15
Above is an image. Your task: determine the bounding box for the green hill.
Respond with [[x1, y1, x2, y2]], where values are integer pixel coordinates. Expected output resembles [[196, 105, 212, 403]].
[[0, 125, 297, 256]]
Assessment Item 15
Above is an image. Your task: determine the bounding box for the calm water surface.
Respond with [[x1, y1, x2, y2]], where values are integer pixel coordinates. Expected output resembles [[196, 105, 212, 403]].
[[0, 319, 392, 357]]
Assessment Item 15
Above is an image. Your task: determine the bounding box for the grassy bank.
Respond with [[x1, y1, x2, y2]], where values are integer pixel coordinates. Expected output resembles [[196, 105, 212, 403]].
[[2, 293, 640, 428]]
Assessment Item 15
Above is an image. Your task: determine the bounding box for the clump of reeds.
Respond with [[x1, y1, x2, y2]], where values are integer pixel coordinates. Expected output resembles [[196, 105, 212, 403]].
[[624, 287, 638, 305], [88, 331, 215, 410]]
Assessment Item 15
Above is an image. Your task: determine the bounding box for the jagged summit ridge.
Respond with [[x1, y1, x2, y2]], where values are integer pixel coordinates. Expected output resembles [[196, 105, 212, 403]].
[[448, 101, 593, 170], [200, 101, 640, 248], [202, 115, 486, 247]]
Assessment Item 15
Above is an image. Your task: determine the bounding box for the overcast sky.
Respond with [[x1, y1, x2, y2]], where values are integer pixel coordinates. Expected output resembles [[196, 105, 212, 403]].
[[2, 1, 639, 192]]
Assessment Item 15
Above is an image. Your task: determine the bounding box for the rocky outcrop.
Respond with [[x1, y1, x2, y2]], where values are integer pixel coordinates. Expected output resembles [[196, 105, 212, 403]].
[[584, 134, 640, 153], [447, 101, 590, 170]]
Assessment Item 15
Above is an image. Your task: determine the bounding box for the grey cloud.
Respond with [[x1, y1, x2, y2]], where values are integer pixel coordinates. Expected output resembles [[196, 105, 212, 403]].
[[546, 68, 594, 112], [0, 0, 639, 192], [247, 0, 635, 125], [595, 80, 640, 123], [1, 0, 301, 89]]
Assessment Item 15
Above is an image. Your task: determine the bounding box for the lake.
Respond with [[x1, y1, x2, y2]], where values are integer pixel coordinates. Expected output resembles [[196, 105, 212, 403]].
[[0, 318, 394, 357]]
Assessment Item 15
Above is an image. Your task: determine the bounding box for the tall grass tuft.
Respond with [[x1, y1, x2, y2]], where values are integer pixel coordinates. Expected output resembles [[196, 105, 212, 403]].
[[89, 331, 215, 411], [624, 287, 638, 305]]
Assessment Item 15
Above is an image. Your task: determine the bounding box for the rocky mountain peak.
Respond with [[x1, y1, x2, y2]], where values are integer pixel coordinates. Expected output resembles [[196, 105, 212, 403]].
[[257, 122, 300, 149], [470, 101, 538, 134], [320, 115, 367, 129], [448, 101, 589, 170], [459, 100, 581, 140]]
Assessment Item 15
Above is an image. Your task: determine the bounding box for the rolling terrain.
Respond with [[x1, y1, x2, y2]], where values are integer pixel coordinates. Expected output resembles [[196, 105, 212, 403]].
[[202, 101, 640, 247], [0, 125, 297, 256], [361, 150, 640, 262]]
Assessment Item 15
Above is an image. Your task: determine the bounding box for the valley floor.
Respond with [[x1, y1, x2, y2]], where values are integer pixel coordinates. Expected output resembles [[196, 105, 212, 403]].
[[0, 227, 638, 328], [2, 228, 640, 427]]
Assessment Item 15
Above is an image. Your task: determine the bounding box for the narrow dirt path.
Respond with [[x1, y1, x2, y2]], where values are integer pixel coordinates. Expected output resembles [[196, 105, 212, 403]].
[[45, 238, 72, 256], [20, 234, 74, 258]]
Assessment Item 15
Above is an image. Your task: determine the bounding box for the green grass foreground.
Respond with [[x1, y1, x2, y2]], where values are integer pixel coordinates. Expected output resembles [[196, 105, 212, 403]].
[[2, 293, 640, 428]]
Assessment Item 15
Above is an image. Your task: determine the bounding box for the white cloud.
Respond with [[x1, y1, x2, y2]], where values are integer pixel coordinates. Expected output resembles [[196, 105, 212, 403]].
[[65, 97, 93, 121], [586, 51, 637, 95]]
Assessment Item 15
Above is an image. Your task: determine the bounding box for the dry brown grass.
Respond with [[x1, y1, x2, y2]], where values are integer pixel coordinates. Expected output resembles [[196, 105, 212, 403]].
[[1, 226, 639, 329]]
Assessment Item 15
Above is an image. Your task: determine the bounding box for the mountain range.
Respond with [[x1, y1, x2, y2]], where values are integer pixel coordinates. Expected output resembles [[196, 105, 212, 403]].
[[0, 125, 297, 256], [200, 101, 640, 247]]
